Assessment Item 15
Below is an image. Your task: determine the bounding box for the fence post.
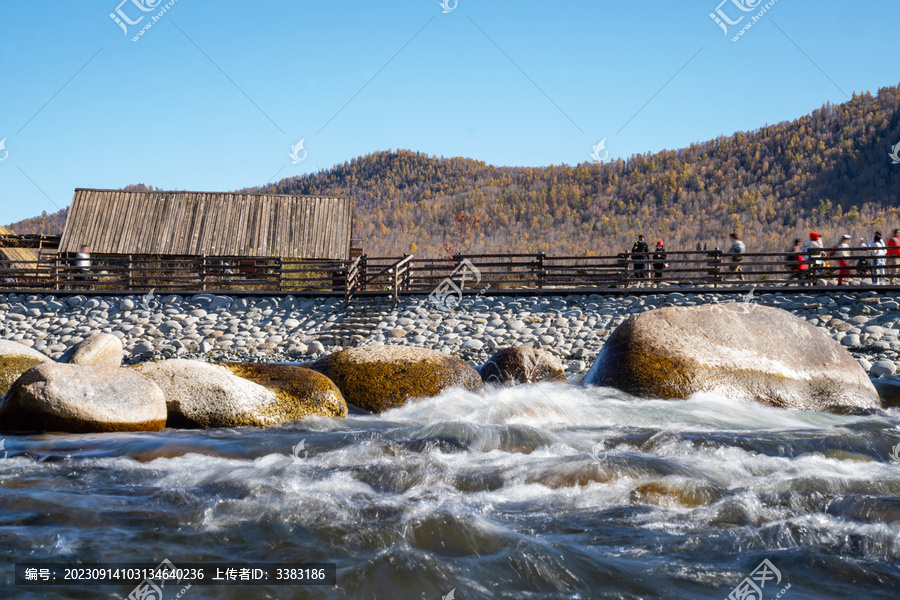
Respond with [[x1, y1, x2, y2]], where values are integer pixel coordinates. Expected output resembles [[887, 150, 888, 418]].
[[616, 253, 628, 287], [392, 262, 399, 308], [200, 255, 207, 292], [537, 252, 546, 289], [707, 250, 722, 287], [360, 255, 368, 292]]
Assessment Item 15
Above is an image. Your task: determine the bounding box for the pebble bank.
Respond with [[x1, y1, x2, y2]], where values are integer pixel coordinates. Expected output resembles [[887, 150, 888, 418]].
[[1, 290, 897, 380]]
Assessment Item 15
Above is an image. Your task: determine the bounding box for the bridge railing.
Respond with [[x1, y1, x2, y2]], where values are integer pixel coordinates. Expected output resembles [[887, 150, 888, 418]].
[[0, 247, 897, 300]]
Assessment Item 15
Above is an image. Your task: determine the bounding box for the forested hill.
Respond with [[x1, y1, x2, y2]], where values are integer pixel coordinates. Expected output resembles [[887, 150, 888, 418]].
[[245, 83, 900, 256], [9, 83, 900, 257]]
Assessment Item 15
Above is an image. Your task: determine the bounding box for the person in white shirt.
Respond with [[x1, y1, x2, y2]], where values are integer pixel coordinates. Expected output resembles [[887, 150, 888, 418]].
[[74, 245, 91, 274], [871, 231, 886, 285]]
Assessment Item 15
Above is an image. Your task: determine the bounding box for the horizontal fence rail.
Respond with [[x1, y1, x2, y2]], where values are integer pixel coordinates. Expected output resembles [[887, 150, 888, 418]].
[[1, 247, 899, 301]]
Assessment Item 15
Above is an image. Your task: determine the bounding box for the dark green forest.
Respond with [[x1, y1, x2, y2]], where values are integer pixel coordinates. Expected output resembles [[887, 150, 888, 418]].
[[10, 83, 900, 257]]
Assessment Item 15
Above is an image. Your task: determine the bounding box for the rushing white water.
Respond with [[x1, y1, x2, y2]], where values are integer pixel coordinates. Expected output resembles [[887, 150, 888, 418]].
[[1, 385, 899, 599]]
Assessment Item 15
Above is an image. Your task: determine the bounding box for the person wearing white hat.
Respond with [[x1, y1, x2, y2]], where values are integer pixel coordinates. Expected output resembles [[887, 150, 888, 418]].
[[832, 234, 851, 285]]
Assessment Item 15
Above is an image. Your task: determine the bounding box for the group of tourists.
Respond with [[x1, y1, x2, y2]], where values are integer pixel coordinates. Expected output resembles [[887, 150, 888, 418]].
[[787, 229, 900, 285], [630, 235, 668, 280], [629, 229, 900, 285]]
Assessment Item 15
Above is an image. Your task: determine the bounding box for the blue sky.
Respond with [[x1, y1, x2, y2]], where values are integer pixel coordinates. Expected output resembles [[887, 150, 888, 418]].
[[0, 0, 897, 224]]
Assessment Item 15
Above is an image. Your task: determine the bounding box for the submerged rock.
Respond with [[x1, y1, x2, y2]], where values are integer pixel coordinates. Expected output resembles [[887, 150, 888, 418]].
[[216, 362, 347, 419], [584, 303, 881, 412], [0, 339, 50, 396], [133, 359, 332, 428], [309, 346, 483, 413], [478, 346, 567, 385], [59, 333, 124, 367], [871, 375, 900, 408], [0, 362, 166, 433]]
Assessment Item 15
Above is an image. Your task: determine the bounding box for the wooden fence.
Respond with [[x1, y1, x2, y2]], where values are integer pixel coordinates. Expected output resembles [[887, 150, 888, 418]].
[[0, 248, 898, 305]]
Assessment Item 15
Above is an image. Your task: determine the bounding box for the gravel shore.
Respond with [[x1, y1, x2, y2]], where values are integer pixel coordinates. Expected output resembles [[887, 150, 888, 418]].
[[1, 290, 897, 381]]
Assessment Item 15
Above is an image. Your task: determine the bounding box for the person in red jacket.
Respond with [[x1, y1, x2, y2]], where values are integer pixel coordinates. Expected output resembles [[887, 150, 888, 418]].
[[887, 228, 900, 284], [787, 238, 808, 281]]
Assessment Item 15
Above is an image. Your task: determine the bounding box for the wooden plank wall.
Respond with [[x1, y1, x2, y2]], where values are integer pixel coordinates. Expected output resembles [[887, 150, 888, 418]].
[[58, 189, 352, 259]]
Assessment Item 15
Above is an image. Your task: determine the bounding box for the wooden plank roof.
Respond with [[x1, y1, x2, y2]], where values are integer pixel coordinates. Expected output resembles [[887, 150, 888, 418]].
[[58, 189, 352, 259]]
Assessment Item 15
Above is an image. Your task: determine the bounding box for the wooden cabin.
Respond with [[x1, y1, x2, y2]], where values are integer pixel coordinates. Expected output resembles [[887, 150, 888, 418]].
[[58, 188, 353, 259]]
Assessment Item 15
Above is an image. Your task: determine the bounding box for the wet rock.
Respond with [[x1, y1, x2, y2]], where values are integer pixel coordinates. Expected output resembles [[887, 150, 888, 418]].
[[58, 333, 123, 367], [0, 340, 50, 396], [584, 304, 881, 412], [216, 362, 347, 419], [870, 360, 896, 378], [0, 362, 166, 433], [133, 359, 300, 428], [309, 346, 483, 413], [478, 346, 567, 386], [872, 375, 900, 408]]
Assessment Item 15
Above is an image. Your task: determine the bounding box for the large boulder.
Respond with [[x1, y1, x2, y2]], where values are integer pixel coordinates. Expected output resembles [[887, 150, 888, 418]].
[[216, 362, 347, 419], [0, 340, 50, 396], [309, 346, 483, 413], [584, 304, 881, 412], [132, 359, 332, 428], [0, 362, 166, 433], [478, 346, 567, 385], [58, 333, 124, 367]]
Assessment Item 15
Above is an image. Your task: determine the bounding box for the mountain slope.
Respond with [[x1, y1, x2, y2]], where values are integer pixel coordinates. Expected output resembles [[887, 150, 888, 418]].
[[9, 83, 900, 257]]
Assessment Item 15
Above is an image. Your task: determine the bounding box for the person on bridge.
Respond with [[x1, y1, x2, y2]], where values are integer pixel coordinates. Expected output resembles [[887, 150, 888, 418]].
[[631, 235, 649, 282], [652, 241, 667, 279], [830, 234, 852, 285], [787, 239, 808, 280], [727, 232, 745, 281], [803, 232, 824, 284], [857, 238, 871, 283], [871, 231, 887, 285], [888, 229, 900, 284]]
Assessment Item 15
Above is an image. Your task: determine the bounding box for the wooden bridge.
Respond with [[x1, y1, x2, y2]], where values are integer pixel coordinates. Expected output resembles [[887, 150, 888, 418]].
[[1, 233, 896, 305]]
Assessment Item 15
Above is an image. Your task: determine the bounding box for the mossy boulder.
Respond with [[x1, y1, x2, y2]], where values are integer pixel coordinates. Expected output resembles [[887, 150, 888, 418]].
[[0, 340, 50, 396], [479, 346, 567, 385], [309, 345, 483, 413], [584, 303, 881, 412], [132, 359, 337, 428], [216, 362, 347, 419], [0, 362, 166, 433]]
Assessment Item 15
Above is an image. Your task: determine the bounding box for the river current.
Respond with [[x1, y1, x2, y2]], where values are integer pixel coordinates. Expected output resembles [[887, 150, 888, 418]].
[[1, 384, 898, 599]]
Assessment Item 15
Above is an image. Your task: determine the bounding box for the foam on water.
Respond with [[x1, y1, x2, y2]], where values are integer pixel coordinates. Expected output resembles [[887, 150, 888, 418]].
[[1, 385, 899, 598]]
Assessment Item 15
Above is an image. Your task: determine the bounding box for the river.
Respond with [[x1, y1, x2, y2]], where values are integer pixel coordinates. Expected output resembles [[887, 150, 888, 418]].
[[1, 384, 898, 599]]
